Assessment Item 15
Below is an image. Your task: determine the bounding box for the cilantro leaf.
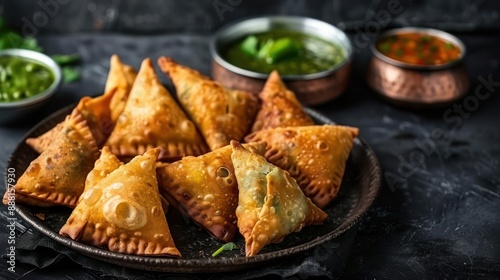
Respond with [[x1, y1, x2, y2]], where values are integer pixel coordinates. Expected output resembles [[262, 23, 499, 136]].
[[212, 242, 238, 257], [62, 66, 81, 83]]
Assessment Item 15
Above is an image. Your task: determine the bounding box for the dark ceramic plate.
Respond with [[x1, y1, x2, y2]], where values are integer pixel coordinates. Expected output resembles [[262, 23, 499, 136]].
[[7, 105, 381, 273]]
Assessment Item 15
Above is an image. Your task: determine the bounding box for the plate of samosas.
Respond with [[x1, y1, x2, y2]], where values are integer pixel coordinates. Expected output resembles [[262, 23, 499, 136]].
[[3, 55, 381, 273]]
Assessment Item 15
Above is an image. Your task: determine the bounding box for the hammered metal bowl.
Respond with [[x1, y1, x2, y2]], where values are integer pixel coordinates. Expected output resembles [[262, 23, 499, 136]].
[[210, 16, 352, 105], [366, 27, 469, 108]]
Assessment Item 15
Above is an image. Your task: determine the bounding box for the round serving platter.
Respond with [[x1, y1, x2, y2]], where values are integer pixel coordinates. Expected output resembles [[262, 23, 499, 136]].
[[6, 104, 381, 273]]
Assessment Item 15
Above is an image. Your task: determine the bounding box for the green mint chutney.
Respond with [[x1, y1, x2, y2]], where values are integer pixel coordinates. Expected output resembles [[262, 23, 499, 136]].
[[222, 30, 346, 75], [0, 56, 55, 102]]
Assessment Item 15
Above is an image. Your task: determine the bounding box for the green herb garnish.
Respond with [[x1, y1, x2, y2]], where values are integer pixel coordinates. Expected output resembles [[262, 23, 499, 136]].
[[266, 37, 300, 64], [51, 54, 80, 66], [0, 31, 43, 52], [241, 35, 301, 64], [226, 30, 346, 75], [0, 18, 43, 51], [378, 42, 391, 54], [420, 36, 431, 44], [395, 47, 403, 57], [212, 242, 238, 257], [257, 39, 274, 61], [240, 35, 258, 56], [62, 66, 80, 84]]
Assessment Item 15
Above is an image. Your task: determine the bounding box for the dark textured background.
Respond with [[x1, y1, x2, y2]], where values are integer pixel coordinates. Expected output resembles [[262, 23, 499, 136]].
[[1, 0, 500, 279], [2, 0, 500, 34]]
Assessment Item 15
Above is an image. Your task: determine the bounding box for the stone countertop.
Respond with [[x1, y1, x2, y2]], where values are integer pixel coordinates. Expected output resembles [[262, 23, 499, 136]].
[[0, 33, 499, 279]]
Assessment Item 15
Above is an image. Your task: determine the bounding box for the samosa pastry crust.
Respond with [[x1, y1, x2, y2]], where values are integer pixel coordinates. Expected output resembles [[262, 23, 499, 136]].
[[245, 125, 358, 209], [6, 110, 99, 208], [104, 54, 137, 122], [60, 149, 181, 257], [158, 56, 259, 150], [25, 122, 64, 154], [251, 71, 314, 133], [156, 142, 266, 242], [83, 146, 123, 194], [230, 141, 327, 256], [105, 58, 208, 161], [84, 146, 171, 213], [3, 189, 55, 207], [26, 90, 116, 153], [76, 90, 116, 146]]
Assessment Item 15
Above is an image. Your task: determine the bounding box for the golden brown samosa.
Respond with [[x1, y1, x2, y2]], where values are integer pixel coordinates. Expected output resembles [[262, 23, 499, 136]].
[[26, 55, 133, 154], [25, 122, 64, 154], [251, 70, 314, 133], [25, 90, 116, 153], [104, 54, 137, 122], [4, 110, 99, 208], [105, 58, 208, 161], [156, 142, 266, 242], [83, 147, 170, 211], [83, 146, 123, 194], [245, 125, 358, 209], [75, 91, 116, 146], [157, 56, 259, 150], [230, 141, 327, 256], [60, 149, 181, 257]]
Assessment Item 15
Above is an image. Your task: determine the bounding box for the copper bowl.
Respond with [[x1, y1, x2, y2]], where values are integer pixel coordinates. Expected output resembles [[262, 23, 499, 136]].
[[367, 27, 469, 108], [209, 16, 352, 105]]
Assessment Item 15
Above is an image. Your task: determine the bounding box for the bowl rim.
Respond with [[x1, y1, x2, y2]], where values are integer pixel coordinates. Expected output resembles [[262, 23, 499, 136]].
[[209, 15, 353, 80], [0, 48, 62, 108], [370, 27, 466, 70]]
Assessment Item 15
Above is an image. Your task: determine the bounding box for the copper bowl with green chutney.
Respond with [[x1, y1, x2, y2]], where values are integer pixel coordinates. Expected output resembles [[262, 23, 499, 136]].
[[0, 49, 62, 125], [210, 16, 352, 105]]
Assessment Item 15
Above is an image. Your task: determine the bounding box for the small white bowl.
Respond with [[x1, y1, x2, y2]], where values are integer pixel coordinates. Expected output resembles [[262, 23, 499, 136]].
[[0, 49, 62, 125]]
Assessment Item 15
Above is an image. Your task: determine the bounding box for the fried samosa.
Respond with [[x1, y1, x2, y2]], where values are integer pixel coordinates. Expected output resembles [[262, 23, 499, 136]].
[[104, 54, 137, 122], [60, 148, 181, 257], [105, 58, 208, 161], [230, 141, 327, 256], [83, 146, 170, 212], [156, 142, 267, 242], [4, 110, 99, 208], [83, 146, 123, 194], [157, 57, 259, 150], [76, 90, 116, 146], [25, 90, 116, 153], [25, 122, 64, 154], [245, 125, 358, 209], [251, 70, 314, 132]]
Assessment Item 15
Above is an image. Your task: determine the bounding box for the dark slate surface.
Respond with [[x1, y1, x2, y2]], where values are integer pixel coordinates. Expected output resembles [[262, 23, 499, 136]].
[[2, 0, 500, 34], [0, 31, 499, 279]]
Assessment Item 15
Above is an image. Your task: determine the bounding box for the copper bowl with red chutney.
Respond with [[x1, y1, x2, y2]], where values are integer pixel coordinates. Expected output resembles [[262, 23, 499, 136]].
[[367, 27, 469, 108]]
